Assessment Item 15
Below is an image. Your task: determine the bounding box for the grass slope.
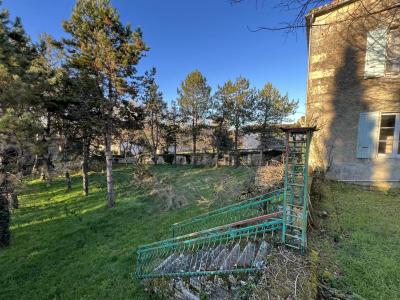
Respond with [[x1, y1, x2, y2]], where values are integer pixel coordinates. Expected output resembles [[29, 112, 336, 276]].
[[310, 181, 400, 299], [0, 165, 254, 300]]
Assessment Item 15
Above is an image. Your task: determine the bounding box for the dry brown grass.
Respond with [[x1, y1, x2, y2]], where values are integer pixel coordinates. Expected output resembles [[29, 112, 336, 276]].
[[255, 160, 284, 190], [251, 246, 314, 300], [132, 165, 188, 210]]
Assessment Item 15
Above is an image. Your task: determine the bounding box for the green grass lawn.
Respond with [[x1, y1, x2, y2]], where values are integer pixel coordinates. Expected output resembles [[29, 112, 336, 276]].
[[310, 181, 400, 300], [2, 166, 399, 299], [0, 165, 254, 300]]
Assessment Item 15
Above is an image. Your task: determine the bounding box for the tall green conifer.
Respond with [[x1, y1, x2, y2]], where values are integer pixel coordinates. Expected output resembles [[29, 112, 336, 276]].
[[177, 70, 211, 165], [215, 77, 255, 167], [63, 0, 147, 207]]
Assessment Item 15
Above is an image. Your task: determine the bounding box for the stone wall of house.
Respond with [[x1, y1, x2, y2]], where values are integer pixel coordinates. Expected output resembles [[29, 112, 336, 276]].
[[306, 0, 400, 184]]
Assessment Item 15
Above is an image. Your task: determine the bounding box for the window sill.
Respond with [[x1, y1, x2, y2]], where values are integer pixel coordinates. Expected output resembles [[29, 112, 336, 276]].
[[384, 73, 400, 79], [376, 154, 400, 159], [364, 74, 400, 80]]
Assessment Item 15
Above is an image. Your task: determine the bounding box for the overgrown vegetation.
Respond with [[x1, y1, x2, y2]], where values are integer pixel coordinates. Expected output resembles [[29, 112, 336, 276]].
[[1, 166, 399, 299], [0, 0, 299, 246], [310, 180, 400, 299], [0, 165, 255, 299]]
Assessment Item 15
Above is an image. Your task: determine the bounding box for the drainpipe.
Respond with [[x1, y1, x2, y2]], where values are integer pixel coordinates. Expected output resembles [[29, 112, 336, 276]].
[[305, 14, 314, 125]]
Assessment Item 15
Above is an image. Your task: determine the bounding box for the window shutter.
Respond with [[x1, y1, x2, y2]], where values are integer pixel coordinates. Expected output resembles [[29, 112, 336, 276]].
[[364, 28, 387, 78], [356, 112, 380, 158]]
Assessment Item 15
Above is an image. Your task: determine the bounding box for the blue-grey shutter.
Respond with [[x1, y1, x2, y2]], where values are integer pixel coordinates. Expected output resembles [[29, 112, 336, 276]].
[[356, 112, 380, 158], [364, 28, 387, 78]]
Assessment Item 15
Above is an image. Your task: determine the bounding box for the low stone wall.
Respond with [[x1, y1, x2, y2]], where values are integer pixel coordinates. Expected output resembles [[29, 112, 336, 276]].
[[116, 150, 283, 167]]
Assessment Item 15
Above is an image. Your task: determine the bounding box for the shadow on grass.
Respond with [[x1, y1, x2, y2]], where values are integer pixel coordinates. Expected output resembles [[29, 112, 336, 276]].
[[0, 164, 256, 299]]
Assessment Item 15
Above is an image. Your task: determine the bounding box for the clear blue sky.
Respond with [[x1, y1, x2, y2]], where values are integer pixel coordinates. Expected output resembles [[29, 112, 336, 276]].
[[4, 0, 308, 117]]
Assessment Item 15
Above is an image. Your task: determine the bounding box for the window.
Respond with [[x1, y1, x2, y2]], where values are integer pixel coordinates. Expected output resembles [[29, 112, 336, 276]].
[[357, 112, 400, 159], [386, 28, 400, 74], [364, 27, 400, 77], [377, 113, 400, 157]]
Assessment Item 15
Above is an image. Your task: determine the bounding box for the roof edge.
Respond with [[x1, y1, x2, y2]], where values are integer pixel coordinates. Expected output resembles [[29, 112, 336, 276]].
[[305, 0, 358, 21]]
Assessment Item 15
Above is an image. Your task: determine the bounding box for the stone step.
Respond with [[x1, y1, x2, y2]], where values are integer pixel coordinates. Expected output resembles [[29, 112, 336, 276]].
[[210, 246, 229, 270], [209, 244, 225, 261], [154, 253, 178, 273], [149, 241, 273, 300], [189, 277, 200, 290], [175, 280, 200, 300], [153, 240, 271, 275], [197, 248, 215, 271], [236, 242, 256, 268], [168, 253, 190, 273], [220, 243, 241, 270], [190, 250, 207, 272], [253, 240, 269, 269]]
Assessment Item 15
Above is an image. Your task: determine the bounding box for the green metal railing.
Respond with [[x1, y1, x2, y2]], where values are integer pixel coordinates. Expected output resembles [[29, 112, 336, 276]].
[[171, 189, 285, 237], [136, 190, 285, 279], [136, 219, 282, 279], [281, 128, 314, 254], [138, 190, 285, 252], [135, 127, 315, 280]]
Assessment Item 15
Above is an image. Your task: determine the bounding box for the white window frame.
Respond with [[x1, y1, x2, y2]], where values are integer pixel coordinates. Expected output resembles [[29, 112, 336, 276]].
[[376, 112, 400, 158]]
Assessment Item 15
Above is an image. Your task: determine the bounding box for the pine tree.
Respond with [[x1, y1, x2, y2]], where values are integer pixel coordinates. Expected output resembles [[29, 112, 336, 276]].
[[214, 77, 256, 167], [29, 35, 70, 181], [62, 72, 103, 196], [0, 2, 38, 247], [255, 83, 298, 151], [63, 0, 148, 207], [164, 101, 181, 164], [142, 68, 166, 164], [210, 95, 233, 167], [177, 70, 211, 165], [0, 6, 36, 110]]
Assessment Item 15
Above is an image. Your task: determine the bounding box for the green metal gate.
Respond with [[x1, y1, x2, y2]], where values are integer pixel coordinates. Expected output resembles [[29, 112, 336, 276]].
[[281, 127, 314, 254]]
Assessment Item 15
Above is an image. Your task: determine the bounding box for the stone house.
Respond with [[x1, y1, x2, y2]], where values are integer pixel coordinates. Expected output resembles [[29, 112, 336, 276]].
[[306, 0, 400, 184]]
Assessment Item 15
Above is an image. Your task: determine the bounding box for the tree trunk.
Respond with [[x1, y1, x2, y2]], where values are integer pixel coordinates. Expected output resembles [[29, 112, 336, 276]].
[[63, 136, 68, 163], [0, 190, 10, 248], [150, 114, 158, 165], [192, 117, 197, 166], [7, 193, 18, 209], [105, 79, 115, 208], [192, 134, 197, 166], [65, 171, 72, 193], [41, 159, 50, 182], [215, 147, 220, 167], [234, 126, 240, 168], [105, 133, 115, 208], [173, 140, 177, 165], [124, 145, 128, 167], [59, 129, 67, 164], [152, 150, 158, 165], [82, 138, 89, 196], [32, 154, 39, 175], [43, 112, 53, 183], [260, 148, 264, 166], [33, 143, 52, 182]]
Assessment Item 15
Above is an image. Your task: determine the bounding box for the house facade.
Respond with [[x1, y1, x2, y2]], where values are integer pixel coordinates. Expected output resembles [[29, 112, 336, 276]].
[[306, 0, 400, 184]]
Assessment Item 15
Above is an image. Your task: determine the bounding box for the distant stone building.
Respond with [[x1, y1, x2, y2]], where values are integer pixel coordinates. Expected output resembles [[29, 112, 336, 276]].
[[306, 0, 400, 184]]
